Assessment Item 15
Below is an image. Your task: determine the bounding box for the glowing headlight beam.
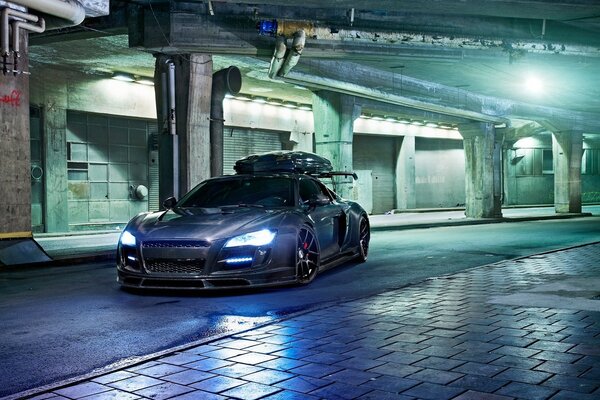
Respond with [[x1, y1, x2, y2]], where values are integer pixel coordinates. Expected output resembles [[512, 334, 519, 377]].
[[120, 231, 136, 246], [224, 229, 276, 248]]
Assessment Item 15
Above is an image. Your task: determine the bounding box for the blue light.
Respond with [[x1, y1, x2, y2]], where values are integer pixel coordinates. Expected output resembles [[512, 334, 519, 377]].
[[257, 19, 278, 36], [120, 231, 136, 246], [224, 229, 276, 248], [225, 257, 253, 264]]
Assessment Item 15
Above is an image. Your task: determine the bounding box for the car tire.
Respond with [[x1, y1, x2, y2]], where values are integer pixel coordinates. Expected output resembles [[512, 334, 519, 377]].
[[296, 226, 320, 284], [356, 215, 370, 263]]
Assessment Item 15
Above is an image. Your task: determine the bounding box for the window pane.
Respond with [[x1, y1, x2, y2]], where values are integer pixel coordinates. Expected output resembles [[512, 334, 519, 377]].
[[542, 149, 553, 173]]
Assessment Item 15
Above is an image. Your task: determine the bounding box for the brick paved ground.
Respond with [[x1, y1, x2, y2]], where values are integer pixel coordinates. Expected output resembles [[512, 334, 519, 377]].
[[25, 243, 600, 400]]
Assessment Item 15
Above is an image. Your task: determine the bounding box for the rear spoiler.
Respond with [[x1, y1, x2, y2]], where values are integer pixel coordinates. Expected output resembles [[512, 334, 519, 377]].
[[314, 171, 358, 180]]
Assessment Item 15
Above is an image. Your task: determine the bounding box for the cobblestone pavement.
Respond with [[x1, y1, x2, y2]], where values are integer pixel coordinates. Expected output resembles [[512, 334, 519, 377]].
[[23, 243, 600, 400]]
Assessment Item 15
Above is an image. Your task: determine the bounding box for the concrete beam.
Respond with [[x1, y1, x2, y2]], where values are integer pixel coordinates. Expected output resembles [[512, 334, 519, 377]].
[[284, 71, 507, 123]]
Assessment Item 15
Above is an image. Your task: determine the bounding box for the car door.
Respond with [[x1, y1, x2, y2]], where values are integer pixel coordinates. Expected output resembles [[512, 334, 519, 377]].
[[299, 177, 343, 260]]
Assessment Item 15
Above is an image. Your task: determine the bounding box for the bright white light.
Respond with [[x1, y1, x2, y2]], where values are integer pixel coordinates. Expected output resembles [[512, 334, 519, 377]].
[[224, 229, 276, 247], [120, 231, 136, 246], [136, 78, 154, 86], [225, 257, 254, 264], [524, 75, 544, 94], [112, 73, 135, 82]]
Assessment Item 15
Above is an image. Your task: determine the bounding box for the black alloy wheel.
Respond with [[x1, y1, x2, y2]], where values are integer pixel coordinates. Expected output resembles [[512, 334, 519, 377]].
[[357, 215, 370, 262], [296, 226, 320, 284]]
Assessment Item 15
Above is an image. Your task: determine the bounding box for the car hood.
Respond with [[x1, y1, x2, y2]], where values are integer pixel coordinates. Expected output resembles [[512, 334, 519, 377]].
[[130, 207, 287, 241]]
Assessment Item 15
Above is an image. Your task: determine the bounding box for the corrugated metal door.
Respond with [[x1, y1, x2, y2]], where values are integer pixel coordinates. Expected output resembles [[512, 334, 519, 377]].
[[222, 127, 284, 175], [353, 135, 398, 214]]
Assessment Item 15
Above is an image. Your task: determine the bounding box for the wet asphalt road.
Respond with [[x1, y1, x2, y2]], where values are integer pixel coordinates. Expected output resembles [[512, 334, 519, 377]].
[[1, 217, 600, 398]]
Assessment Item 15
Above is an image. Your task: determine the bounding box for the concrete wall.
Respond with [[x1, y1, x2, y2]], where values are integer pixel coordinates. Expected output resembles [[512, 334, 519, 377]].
[[583, 175, 600, 203], [414, 138, 466, 208]]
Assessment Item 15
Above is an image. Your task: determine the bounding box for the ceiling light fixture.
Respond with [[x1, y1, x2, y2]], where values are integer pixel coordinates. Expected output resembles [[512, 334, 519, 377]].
[[112, 72, 135, 82], [524, 74, 544, 94], [136, 77, 154, 86]]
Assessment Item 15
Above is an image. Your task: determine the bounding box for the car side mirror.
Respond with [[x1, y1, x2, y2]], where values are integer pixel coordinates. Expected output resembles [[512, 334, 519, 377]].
[[162, 196, 177, 209], [307, 194, 330, 207]]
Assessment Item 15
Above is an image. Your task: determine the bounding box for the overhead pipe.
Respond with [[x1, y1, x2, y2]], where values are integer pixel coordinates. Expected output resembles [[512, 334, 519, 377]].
[[278, 29, 305, 77], [267, 35, 286, 79], [1, 7, 43, 74], [6, 0, 85, 28], [210, 66, 242, 177], [1, 7, 36, 56], [11, 12, 44, 74], [166, 59, 179, 198]]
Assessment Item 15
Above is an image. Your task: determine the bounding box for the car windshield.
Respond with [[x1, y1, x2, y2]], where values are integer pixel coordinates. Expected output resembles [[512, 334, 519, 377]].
[[178, 176, 295, 208]]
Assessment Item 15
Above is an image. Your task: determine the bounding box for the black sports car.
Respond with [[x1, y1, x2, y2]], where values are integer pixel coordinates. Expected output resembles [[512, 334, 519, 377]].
[[117, 151, 370, 290]]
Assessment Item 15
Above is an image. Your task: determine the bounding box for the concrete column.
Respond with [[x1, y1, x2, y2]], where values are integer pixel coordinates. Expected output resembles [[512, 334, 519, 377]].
[[552, 130, 583, 213], [154, 54, 212, 201], [396, 136, 416, 209], [312, 91, 360, 199], [42, 79, 69, 233], [0, 33, 31, 237], [459, 122, 502, 218]]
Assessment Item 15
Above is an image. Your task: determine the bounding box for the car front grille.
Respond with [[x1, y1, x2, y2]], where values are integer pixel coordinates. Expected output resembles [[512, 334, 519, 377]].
[[143, 240, 210, 248], [145, 259, 206, 275]]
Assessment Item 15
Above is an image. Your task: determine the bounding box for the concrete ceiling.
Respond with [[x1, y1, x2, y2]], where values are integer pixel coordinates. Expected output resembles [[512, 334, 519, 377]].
[[28, 0, 600, 130]]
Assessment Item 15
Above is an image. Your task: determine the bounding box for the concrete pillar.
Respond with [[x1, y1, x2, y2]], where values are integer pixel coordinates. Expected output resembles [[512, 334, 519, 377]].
[[396, 136, 416, 209], [552, 130, 583, 213], [42, 78, 69, 233], [0, 33, 31, 237], [459, 122, 502, 218], [154, 54, 212, 202], [312, 91, 360, 199]]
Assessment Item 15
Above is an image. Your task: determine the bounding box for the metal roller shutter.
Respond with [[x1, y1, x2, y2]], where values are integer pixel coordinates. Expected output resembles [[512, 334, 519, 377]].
[[353, 135, 397, 214], [222, 127, 284, 175]]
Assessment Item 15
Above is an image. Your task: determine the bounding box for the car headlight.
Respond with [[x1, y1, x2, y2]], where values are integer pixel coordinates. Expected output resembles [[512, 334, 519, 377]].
[[120, 230, 137, 247], [224, 229, 276, 248]]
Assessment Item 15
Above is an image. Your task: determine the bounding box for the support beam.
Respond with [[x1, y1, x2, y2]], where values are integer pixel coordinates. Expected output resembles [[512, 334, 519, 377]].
[[552, 130, 583, 213], [42, 82, 69, 232], [396, 136, 416, 209], [0, 31, 32, 236], [312, 91, 360, 199], [154, 53, 212, 202], [459, 122, 502, 218]]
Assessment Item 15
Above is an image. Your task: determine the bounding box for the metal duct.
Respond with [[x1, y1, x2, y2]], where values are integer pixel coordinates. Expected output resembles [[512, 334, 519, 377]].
[[6, 0, 85, 28], [279, 29, 305, 77], [267, 35, 286, 79], [210, 66, 242, 177]]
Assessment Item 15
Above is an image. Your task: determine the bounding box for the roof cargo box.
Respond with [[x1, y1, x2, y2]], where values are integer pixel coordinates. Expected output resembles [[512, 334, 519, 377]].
[[234, 151, 333, 175]]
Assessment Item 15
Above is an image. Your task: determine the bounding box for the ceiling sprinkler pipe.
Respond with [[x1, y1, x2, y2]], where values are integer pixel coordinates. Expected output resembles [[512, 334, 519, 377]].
[[267, 36, 287, 79], [210, 66, 242, 177], [279, 29, 305, 77], [1, 7, 37, 55], [7, 0, 85, 28], [12, 15, 45, 53]]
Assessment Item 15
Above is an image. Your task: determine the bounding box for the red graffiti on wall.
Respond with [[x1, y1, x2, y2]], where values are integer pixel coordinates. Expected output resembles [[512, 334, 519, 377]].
[[0, 90, 21, 107]]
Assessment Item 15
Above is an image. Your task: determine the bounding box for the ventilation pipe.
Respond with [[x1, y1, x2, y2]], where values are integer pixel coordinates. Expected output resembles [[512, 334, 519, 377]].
[[1, 7, 43, 74], [279, 29, 305, 77], [267, 35, 286, 79], [210, 66, 242, 177], [6, 0, 85, 28]]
